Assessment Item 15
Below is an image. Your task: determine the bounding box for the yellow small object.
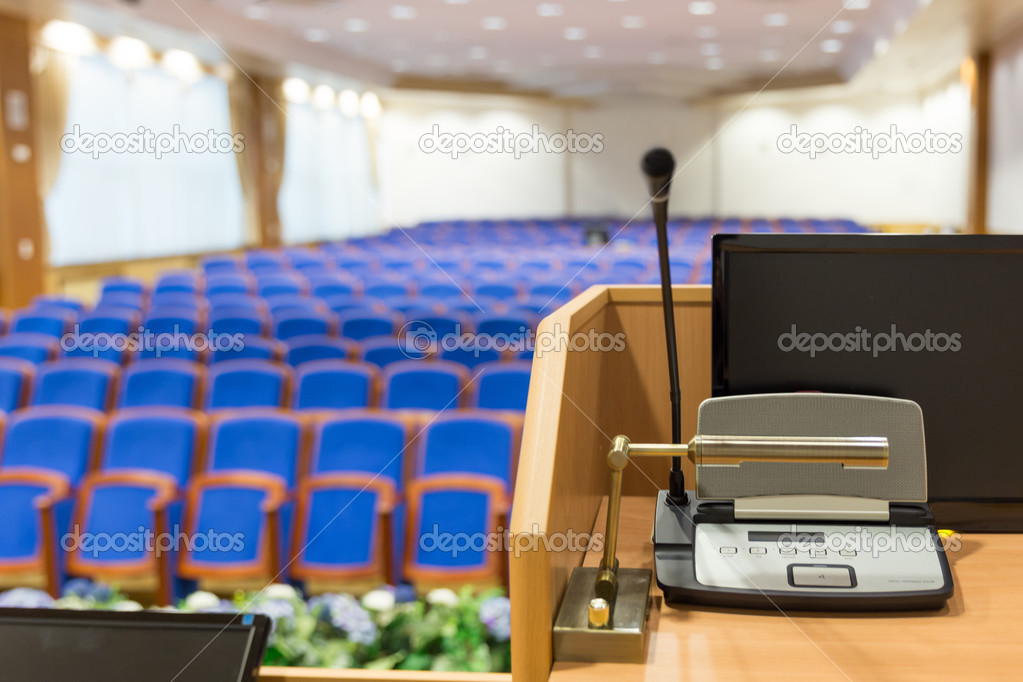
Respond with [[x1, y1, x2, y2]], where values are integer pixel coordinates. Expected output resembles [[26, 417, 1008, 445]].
[[937, 529, 957, 539]]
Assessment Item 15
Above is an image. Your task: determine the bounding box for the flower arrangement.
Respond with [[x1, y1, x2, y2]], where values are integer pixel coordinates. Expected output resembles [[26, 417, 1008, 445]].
[[0, 582, 511, 673]]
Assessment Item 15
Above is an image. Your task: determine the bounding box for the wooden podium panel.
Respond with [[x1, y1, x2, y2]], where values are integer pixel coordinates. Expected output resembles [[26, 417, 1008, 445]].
[[509, 285, 712, 681]]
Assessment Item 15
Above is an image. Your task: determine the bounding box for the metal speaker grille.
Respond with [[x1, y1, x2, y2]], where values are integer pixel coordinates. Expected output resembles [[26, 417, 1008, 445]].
[[695, 393, 926, 502]]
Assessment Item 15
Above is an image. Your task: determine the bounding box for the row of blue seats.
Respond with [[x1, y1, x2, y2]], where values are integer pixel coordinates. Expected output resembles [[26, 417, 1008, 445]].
[[0, 357, 531, 413], [0, 406, 517, 600]]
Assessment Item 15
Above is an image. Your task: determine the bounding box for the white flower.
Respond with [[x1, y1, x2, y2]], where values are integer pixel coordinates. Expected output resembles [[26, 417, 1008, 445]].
[[113, 600, 143, 611], [425, 588, 459, 608], [184, 591, 221, 611], [361, 589, 396, 612], [262, 584, 299, 601]]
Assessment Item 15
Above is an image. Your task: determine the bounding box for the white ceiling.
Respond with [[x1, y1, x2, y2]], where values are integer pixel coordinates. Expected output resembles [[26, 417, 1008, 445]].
[[5, 0, 1023, 98]]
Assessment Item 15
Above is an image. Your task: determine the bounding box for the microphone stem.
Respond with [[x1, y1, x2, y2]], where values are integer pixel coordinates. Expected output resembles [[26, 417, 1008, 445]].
[[652, 199, 687, 505]]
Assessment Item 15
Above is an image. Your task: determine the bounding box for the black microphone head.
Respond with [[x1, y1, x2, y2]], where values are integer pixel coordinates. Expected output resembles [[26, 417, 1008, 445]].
[[641, 147, 675, 200], [641, 147, 675, 179]]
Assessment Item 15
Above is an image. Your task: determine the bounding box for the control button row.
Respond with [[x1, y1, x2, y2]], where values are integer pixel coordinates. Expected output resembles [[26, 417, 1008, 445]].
[[717, 547, 858, 558]]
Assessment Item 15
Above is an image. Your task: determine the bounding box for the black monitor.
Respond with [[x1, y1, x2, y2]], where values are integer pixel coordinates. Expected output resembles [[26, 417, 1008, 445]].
[[712, 233, 1023, 531], [0, 608, 270, 681]]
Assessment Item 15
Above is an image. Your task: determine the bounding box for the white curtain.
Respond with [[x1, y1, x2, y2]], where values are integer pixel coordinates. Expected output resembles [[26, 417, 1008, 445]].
[[278, 102, 379, 244], [45, 55, 245, 265]]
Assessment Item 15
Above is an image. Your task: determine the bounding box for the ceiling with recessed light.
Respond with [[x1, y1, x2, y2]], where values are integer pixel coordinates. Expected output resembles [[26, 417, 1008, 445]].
[[6, 0, 1023, 99]]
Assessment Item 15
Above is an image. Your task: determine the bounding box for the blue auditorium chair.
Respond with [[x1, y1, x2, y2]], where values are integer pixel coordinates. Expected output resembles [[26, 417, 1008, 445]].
[[206, 293, 266, 310], [360, 336, 419, 368], [0, 469, 72, 596], [31, 359, 118, 411], [287, 250, 332, 274], [376, 296, 444, 316], [100, 407, 203, 487], [118, 359, 203, 409], [402, 312, 470, 339], [200, 254, 240, 274], [419, 281, 466, 299], [417, 412, 517, 489], [272, 309, 336, 340], [205, 410, 303, 487], [31, 295, 85, 315], [205, 359, 290, 409], [291, 474, 396, 587], [379, 258, 419, 274], [138, 306, 202, 361], [292, 360, 375, 411], [307, 273, 358, 299], [264, 294, 325, 315], [323, 296, 384, 317], [308, 412, 408, 482], [178, 471, 288, 586], [284, 335, 354, 366], [149, 291, 205, 311], [1, 405, 103, 483], [64, 307, 140, 364], [438, 342, 501, 370], [245, 249, 286, 273], [472, 282, 520, 301], [65, 470, 180, 604], [208, 336, 284, 364], [100, 276, 146, 297], [0, 333, 59, 364], [205, 272, 254, 297], [363, 281, 412, 299], [0, 358, 33, 413], [154, 271, 201, 296], [382, 360, 465, 410], [257, 272, 308, 298], [472, 361, 531, 411], [336, 310, 401, 341], [404, 475, 506, 587], [10, 307, 75, 338], [474, 312, 536, 338], [96, 291, 145, 312], [209, 304, 267, 337]]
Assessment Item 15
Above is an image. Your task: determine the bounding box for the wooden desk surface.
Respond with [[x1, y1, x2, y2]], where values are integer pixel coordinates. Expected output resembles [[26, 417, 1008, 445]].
[[550, 496, 1023, 682]]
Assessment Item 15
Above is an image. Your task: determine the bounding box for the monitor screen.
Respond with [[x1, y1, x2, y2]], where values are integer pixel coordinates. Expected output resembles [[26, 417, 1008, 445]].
[[712, 233, 1023, 530], [0, 608, 270, 681]]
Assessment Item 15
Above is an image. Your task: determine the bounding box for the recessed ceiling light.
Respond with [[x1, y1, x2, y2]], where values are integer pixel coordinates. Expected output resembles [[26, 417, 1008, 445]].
[[304, 28, 329, 43], [346, 19, 369, 33], [282, 77, 310, 104], [621, 16, 645, 29], [689, 2, 716, 16], [696, 26, 718, 39], [538, 3, 564, 17], [820, 39, 843, 53], [390, 5, 417, 20], [705, 57, 724, 70], [469, 46, 487, 60], [339, 89, 361, 117], [700, 43, 722, 57], [360, 91, 381, 120], [108, 36, 153, 70], [759, 48, 780, 63], [564, 26, 587, 40], [161, 49, 203, 84], [312, 85, 335, 110], [763, 13, 788, 28], [845, 0, 870, 9], [874, 38, 889, 55], [832, 20, 854, 34], [648, 51, 668, 65], [584, 46, 604, 59], [482, 17, 507, 30], [40, 20, 97, 55], [244, 6, 270, 21]]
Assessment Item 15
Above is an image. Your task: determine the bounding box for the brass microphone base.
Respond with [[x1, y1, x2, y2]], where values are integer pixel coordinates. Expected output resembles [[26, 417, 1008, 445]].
[[553, 566, 653, 664]]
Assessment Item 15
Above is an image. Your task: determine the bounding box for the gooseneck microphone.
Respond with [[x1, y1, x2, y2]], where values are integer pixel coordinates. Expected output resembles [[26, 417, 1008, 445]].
[[641, 148, 687, 506]]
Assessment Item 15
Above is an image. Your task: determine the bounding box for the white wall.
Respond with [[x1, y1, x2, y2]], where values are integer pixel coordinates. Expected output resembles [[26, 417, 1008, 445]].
[[376, 82, 971, 229], [988, 29, 1023, 234]]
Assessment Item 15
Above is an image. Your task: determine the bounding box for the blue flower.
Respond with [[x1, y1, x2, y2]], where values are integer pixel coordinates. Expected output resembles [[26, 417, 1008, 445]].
[[60, 579, 112, 603], [478, 596, 511, 642], [393, 584, 417, 604], [0, 588, 56, 609], [307, 594, 377, 646]]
